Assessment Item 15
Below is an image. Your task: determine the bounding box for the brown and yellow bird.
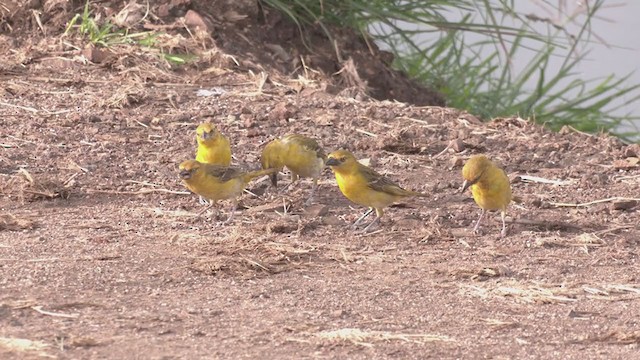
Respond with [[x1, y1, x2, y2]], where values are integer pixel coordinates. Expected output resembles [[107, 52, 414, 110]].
[[260, 134, 326, 205], [325, 149, 427, 233], [179, 160, 276, 223], [461, 154, 512, 237], [195, 122, 232, 166]]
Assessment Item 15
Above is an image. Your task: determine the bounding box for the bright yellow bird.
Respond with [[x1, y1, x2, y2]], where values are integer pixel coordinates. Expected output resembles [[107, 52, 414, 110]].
[[179, 160, 276, 223], [261, 134, 326, 205], [195, 122, 232, 166], [461, 154, 512, 237], [325, 149, 427, 232]]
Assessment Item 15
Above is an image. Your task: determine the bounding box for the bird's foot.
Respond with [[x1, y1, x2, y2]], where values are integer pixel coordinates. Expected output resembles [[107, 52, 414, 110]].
[[358, 220, 380, 234]]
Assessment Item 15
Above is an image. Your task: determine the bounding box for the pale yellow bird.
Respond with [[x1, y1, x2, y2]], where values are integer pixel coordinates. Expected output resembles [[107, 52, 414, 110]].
[[260, 134, 326, 205], [179, 160, 276, 223], [195, 122, 232, 166], [461, 154, 512, 237], [326, 149, 427, 232]]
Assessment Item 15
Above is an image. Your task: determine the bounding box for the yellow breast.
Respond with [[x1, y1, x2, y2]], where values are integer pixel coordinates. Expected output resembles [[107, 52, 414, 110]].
[[335, 172, 398, 209], [196, 136, 231, 166], [184, 174, 243, 202], [470, 167, 512, 211]]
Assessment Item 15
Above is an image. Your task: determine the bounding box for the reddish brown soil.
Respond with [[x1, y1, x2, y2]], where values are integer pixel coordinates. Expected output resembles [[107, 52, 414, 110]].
[[1, 1, 639, 359]]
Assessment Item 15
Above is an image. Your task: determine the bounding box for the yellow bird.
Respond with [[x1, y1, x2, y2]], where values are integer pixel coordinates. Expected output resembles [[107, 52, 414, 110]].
[[325, 149, 427, 232], [260, 134, 326, 204], [179, 160, 276, 223], [195, 122, 232, 166], [461, 154, 512, 237]]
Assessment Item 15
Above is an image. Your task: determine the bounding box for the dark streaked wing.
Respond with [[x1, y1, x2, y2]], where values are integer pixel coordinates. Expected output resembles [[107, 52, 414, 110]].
[[286, 134, 326, 160], [201, 164, 245, 181]]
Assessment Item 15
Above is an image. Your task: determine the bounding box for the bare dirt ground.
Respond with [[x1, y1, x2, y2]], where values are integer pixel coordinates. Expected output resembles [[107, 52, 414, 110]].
[[1, 1, 639, 359]]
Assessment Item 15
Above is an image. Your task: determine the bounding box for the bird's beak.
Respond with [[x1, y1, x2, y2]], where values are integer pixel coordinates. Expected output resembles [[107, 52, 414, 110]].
[[179, 170, 191, 180], [461, 171, 483, 193], [200, 131, 212, 140], [325, 158, 339, 166], [460, 179, 470, 193]]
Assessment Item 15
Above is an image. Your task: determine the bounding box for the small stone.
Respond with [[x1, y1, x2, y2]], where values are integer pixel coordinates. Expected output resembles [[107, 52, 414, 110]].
[[82, 45, 110, 63], [451, 139, 465, 153], [322, 215, 343, 226], [611, 200, 638, 211], [268, 101, 294, 122], [184, 10, 211, 32], [240, 114, 256, 128], [88, 115, 102, 123], [303, 204, 329, 217], [450, 156, 464, 168], [624, 144, 640, 157], [246, 128, 263, 138]]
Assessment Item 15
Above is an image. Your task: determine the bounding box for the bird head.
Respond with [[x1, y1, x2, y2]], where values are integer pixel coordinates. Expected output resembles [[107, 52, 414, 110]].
[[179, 159, 202, 180], [325, 149, 358, 171], [196, 123, 218, 142], [461, 155, 492, 192]]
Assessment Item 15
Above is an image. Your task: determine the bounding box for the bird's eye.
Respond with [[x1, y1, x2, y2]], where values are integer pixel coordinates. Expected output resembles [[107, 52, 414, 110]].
[[340, 157, 346, 162]]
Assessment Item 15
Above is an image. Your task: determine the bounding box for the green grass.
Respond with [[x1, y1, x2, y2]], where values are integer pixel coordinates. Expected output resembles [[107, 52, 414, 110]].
[[261, 0, 640, 142], [63, 1, 195, 66]]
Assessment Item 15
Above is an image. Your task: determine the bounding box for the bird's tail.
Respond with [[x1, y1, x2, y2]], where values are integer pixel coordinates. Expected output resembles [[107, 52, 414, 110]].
[[386, 187, 429, 198], [243, 168, 278, 183]]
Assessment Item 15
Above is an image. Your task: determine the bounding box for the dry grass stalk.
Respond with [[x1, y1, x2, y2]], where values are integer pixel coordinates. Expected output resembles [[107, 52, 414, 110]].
[[0, 213, 36, 231], [315, 328, 455, 347], [1, 170, 71, 203], [551, 197, 640, 208], [0, 337, 52, 358], [453, 265, 512, 280], [533, 233, 604, 249], [188, 234, 319, 276], [462, 282, 579, 304]]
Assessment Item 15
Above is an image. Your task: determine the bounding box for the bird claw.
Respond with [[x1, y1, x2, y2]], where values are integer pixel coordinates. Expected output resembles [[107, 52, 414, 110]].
[[357, 227, 373, 234], [346, 223, 372, 235], [359, 224, 378, 234]]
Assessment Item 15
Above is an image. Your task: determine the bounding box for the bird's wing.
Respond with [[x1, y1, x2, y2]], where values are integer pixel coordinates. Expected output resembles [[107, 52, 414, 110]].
[[201, 164, 245, 181], [286, 135, 326, 160], [360, 165, 409, 195]]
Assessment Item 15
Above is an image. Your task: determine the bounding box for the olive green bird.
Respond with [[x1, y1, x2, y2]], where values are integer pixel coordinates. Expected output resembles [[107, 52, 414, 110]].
[[260, 134, 326, 205]]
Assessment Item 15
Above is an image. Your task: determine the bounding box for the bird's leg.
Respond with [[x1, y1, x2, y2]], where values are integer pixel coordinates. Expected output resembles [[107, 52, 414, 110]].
[[472, 209, 485, 234], [360, 215, 381, 233], [500, 210, 508, 238], [280, 173, 299, 193], [268, 172, 279, 192], [223, 200, 238, 224], [222, 201, 238, 224], [351, 208, 374, 229], [196, 201, 215, 217], [304, 178, 318, 206]]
